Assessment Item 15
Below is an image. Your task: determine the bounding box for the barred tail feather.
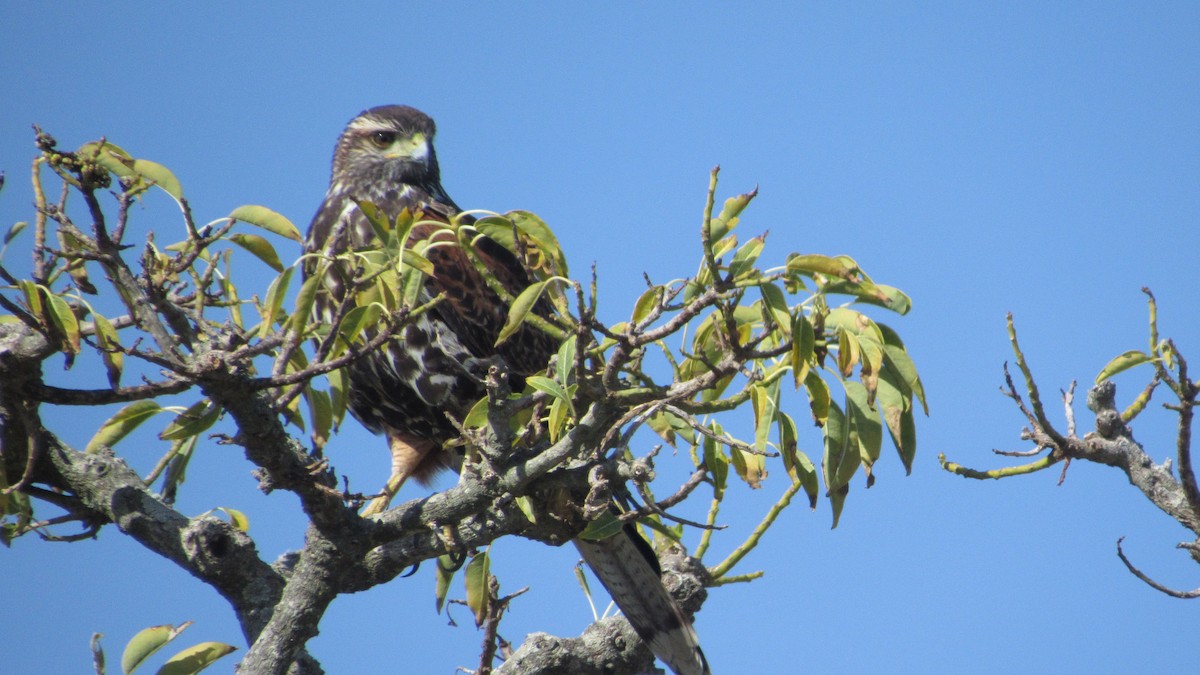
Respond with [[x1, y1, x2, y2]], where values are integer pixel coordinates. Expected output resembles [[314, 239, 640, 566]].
[[574, 530, 710, 675]]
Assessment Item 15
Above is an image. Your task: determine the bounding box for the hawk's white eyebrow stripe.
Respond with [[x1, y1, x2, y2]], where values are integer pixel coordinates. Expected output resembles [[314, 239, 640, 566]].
[[347, 117, 402, 133]]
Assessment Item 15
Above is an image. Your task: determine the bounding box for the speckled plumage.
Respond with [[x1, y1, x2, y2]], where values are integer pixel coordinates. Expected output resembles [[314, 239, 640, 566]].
[[304, 106, 709, 675], [304, 105, 553, 484]]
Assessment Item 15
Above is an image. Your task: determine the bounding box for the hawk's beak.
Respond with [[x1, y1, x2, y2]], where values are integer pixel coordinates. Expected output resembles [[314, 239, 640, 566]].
[[387, 132, 429, 162]]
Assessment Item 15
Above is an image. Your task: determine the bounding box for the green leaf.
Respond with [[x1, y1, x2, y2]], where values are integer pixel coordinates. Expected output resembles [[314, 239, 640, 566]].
[[728, 234, 765, 279], [1096, 350, 1155, 383], [632, 286, 664, 326], [227, 233, 284, 272], [787, 253, 859, 279], [496, 279, 551, 346], [526, 375, 575, 416], [804, 369, 830, 426], [305, 387, 333, 450], [258, 267, 294, 339], [822, 399, 858, 529], [354, 200, 391, 244], [555, 335, 577, 388], [708, 187, 758, 242], [288, 270, 323, 336], [882, 343, 928, 415], [704, 424, 729, 497], [464, 550, 492, 627], [836, 327, 860, 377], [792, 312, 815, 388], [711, 233, 739, 260], [228, 205, 302, 243], [573, 561, 594, 606], [514, 495, 538, 525], [78, 141, 134, 178], [18, 279, 44, 326], [328, 366, 348, 426], [435, 553, 459, 614], [331, 304, 382, 357], [821, 278, 913, 315], [751, 383, 776, 456], [758, 282, 791, 336], [400, 248, 435, 276], [92, 311, 124, 388], [843, 380, 882, 487], [3, 220, 27, 246], [508, 210, 569, 276], [159, 436, 199, 500], [778, 413, 819, 508], [128, 159, 183, 203], [461, 396, 490, 429], [155, 641, 237, 675], [79, 143, 184, 204], [214, 507, 249, 532], [875, 370, 915, 474], [121, 622, 189, 675], [44, 290, 81, 353], [87, 400, 165, 453], [159, 399, 220, 441], [577, 509, 624, 541]]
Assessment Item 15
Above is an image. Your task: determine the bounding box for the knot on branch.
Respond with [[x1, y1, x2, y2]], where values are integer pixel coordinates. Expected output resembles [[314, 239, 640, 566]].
[[582, 465, 612, 521], [497, 618, 656, 675], [659, 544, 710, 615], [1088, 381, 1128, 440], [182, 516, 239, 574]]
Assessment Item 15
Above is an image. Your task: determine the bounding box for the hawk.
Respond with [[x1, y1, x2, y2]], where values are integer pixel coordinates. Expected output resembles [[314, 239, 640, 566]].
[[304, 105, 709, 675]]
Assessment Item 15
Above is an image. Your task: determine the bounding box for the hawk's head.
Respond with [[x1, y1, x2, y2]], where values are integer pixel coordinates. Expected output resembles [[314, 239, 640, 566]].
[[330, 105, 442, 191]]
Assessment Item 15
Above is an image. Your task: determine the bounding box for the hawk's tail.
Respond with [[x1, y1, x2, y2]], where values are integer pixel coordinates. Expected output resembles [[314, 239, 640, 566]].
[[574, 527, 711, 675]]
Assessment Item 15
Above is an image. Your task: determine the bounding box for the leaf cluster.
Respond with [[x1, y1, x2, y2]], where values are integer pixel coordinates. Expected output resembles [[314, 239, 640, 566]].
[[0, 137, 924, 673]]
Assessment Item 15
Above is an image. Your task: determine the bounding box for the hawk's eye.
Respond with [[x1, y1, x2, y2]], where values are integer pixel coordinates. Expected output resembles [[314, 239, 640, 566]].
[[369, 131, 397, 148]]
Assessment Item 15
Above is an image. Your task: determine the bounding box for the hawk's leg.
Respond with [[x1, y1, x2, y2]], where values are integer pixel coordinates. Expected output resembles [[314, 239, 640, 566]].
[[361, 433, 437, 516]]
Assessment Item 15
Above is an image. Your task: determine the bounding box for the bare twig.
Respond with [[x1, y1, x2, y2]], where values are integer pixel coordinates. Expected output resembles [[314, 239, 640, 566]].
[[1116, 537, 1200, 599]]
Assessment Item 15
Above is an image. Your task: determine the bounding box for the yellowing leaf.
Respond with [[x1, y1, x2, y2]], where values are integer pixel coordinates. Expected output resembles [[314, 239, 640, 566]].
[[121, 622, 191, 675], [86, 400, 164, 453], [508, 210, 569, 276], [1096, 350, 1155, 384], [464, 550, 492, 627], [787, 253, 858, 279], [228, 205, 302, 243], [215, 507, 249, 533], [730, 446, 767, 489], [155, 641, 237, 675], [400, 248, 435, 276], [228, 233, 284, 272]]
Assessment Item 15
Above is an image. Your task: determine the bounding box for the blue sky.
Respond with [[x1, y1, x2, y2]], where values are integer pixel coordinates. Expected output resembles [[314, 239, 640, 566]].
[[3, 3, 1199, 673]]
